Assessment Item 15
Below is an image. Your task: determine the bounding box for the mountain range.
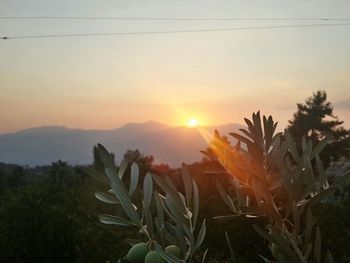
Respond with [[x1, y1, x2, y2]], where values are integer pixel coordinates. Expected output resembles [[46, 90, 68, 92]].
[[0, 121, 243, 167]]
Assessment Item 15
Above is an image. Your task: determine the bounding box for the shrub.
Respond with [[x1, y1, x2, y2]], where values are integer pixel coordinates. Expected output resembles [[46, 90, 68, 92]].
[[84, 145, 206, 262], [205, 112, 350, 262], [86, 112, 350, 262]]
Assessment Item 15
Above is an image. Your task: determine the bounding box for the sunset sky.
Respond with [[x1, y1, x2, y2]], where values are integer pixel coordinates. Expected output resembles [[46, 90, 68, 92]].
[[1, 0, 350, 133]]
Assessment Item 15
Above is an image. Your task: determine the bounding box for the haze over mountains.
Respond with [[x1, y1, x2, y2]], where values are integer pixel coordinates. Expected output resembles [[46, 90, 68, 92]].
[[0, 121, 242, 167]]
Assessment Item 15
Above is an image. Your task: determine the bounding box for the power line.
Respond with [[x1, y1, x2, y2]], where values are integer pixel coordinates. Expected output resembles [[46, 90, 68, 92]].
[[2, 23, 350, 40], [1, 16, 350, 21]]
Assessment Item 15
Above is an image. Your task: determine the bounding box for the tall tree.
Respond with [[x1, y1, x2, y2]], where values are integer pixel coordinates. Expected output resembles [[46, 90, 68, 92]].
[[288, 90, 350, 163]]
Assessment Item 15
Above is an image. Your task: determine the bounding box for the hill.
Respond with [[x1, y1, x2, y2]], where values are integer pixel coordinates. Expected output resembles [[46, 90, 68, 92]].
[[0, 121, 242, 167]]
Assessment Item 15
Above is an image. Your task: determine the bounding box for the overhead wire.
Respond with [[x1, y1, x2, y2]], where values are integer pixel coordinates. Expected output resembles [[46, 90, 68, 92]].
[[1, 16, 350, 21], [2, 22, 350, 40]]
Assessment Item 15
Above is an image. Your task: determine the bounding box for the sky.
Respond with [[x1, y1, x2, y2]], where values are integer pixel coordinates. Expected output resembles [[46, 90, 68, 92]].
[[1, 0, 350, 134]]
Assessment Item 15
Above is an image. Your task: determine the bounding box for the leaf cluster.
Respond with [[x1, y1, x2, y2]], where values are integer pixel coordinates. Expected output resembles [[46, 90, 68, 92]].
[[204, 111, 350, 262], [84, 144, 207, 263]]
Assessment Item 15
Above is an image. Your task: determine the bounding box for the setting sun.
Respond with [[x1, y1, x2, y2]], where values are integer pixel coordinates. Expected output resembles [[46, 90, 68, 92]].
[[187, 118, 199, 127]]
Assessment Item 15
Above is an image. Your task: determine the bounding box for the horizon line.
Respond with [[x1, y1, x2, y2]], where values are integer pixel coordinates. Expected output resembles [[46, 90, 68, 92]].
[[0, 120, 245, 135]]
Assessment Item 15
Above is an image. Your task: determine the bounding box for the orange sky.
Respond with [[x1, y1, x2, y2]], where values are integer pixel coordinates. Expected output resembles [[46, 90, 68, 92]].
[[1, 0, 350, 133]]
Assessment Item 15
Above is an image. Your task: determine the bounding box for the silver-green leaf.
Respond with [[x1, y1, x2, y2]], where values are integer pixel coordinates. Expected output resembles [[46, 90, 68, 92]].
[[143, 173, 153, 207]]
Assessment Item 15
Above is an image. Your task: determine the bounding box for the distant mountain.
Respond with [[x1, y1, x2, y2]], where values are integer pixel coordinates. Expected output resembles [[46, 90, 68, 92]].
[[0, 121, 243, 167]]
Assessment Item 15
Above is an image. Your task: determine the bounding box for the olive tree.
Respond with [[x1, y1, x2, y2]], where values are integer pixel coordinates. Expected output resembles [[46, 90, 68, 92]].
[[204, 112, 350, 262], [83, 144, 206, 263]]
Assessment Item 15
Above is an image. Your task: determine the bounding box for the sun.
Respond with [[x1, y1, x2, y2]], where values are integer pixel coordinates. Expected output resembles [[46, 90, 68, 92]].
[[187, 118, 199, 127]]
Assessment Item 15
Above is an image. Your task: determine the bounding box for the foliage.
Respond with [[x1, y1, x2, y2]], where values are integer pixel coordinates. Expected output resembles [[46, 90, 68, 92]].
[[0, 161, 131, 262], [288, 90, 350, 164], [204, 111, 350, 262], [174, 160, 268, 262], [0, 163, 25, 192], [93, 145, 106, 173], [1, 97, 350, 262], [85, 144, 206, 262]]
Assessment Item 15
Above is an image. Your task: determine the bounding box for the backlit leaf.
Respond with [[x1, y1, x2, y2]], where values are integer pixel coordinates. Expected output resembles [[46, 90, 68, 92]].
[[95, 191, 119, 204], [129, 162, 139, 195], [99, 214, 135, 227], [143, 172, 153, 207]]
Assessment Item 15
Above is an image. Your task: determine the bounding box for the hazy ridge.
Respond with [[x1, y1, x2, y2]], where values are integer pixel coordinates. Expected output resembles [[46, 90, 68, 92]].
[[0, 121, 243, 167]]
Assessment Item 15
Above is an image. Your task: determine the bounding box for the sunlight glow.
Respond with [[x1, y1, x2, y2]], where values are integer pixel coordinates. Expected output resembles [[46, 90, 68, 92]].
[[187, 118, 199, 127]]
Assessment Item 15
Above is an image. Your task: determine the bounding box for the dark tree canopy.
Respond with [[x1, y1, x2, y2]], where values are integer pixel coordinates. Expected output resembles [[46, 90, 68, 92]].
[[288, 90, 350, 163]]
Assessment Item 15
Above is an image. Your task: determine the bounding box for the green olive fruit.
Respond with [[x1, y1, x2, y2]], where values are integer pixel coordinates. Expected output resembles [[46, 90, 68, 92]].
[[126, 242, 148, 263], [165, 245, 181, 258], [145, 251, 165, 263]]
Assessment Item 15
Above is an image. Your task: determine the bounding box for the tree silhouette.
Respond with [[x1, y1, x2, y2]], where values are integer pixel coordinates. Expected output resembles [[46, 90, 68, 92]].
[[123, 149, 154, 173], [6, 166, 25, 188], [288, 90, 350, 164], [0, 168, 4, 194]]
